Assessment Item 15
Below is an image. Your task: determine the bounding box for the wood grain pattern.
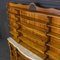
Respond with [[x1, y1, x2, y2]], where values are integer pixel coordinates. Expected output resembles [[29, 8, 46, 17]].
[[8, 2, 60, 60]]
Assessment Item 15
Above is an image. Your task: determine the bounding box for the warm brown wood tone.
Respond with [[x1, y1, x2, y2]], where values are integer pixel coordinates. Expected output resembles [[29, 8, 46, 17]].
[[8, 2, 60, 60]]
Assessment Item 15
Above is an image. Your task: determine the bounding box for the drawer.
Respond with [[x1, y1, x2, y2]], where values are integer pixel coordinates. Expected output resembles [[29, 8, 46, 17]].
[[18, 26, 47, 43], [20, 10, 48, 23], [51, 27, 60, 35], [52, 16, 60, 26], [49, 36, 60, 49], [19, 41, 45, 59], [18, 36, 46, 53], [20, 19, 48, 32], [9, 14, 18, 20], [8, 7, 18, 14], [47, 49, 60, 60]]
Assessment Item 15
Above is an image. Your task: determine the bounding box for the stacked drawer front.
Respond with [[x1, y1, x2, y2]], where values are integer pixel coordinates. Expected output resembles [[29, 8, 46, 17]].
[[46, 16, 60, 60], [8, 3, 60, 60]]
